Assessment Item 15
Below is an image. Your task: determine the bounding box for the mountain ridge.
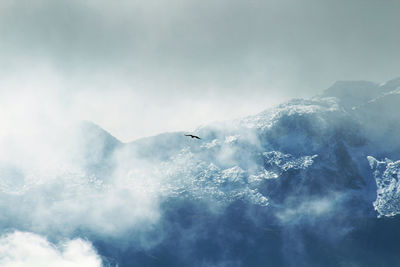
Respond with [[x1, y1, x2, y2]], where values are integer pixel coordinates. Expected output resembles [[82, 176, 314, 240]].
[[2, 78, 400, 266]]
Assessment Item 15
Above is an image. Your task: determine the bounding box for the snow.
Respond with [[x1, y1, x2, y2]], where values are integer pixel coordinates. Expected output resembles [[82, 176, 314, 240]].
[[3, 78, 400, 266], [263, 151, 317, 172], [238, 97, 340, 130], [224, 135, 239, 144], [201, 139, 220, 149], [369, 156, 400, 217]]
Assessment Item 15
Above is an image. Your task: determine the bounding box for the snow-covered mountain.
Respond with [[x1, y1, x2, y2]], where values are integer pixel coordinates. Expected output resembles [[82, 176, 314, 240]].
[[1, 77, 400, 266]]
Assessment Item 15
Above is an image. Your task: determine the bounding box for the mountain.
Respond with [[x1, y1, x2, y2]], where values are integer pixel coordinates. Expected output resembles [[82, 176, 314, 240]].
[[1, 78, 400, 266]]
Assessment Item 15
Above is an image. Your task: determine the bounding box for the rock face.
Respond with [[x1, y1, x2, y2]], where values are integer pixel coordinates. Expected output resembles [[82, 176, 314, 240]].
[[1, 78, 400, 266], [369, 156, 400, 217]]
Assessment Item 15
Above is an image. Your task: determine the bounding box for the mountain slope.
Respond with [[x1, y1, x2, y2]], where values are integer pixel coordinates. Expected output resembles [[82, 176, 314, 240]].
[[2, 78, 400, 266]]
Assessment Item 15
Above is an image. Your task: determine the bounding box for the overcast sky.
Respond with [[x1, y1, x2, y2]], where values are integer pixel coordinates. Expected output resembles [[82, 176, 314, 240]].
[[1, 0, 399, 141]]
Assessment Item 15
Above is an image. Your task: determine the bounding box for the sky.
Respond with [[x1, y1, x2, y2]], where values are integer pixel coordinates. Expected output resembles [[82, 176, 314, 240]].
[[1, 0, 400, 141]]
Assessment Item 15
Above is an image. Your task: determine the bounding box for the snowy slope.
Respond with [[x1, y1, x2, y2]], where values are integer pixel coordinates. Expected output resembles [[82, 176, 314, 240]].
[[368, 156, 400, 217], [2, 77, 400, 266]]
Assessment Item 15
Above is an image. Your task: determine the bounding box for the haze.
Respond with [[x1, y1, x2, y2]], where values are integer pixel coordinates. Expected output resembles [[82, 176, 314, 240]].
[[1, 0, 399, 141]]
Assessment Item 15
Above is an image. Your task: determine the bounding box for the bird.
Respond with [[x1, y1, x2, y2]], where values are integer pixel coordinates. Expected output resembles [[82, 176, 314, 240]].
[[185, 134, 201, 139]]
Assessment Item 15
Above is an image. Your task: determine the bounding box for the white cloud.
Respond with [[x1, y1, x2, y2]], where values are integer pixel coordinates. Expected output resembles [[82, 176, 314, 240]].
[[276, 195, 339, 224], [0, 231, 102, 267], [2, 0, 399, 141]]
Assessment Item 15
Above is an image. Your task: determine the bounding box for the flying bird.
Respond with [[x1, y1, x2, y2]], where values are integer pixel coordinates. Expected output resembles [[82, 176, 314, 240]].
[[185, 134, 201, 139]]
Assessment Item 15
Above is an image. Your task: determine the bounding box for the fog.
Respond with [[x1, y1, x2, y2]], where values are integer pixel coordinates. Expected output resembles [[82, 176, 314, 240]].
[[1, 0, 400, 266], [0, 231, 102, 267], [1, 0, 400, 140]]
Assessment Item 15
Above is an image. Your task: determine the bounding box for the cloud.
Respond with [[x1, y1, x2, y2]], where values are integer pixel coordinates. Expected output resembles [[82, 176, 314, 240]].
[[0, 1, 399, 264], [1, 0, 400, 140], [0, 231, 103, 267], [0, 113, 162, 243], [275, 195, 337, 224]]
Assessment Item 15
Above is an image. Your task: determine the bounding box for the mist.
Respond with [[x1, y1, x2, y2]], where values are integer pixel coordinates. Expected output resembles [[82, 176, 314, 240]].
[[1, 0, 400, 266], [1, 0, 400, 140]]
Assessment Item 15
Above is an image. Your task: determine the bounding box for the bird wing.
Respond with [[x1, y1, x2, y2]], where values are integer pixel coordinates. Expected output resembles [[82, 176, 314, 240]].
[[184, 134, 200, 139]]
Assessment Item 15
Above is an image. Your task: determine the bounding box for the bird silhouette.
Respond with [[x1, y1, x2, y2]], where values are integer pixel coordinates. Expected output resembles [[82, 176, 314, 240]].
[[185, 134, 201, 139]]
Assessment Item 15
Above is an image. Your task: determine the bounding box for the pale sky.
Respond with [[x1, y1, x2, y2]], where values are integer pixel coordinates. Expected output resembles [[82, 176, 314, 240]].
[[1, 0, 399, 141]]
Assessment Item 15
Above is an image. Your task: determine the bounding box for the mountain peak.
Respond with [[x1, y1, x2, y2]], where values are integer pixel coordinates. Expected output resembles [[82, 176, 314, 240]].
[[321, 80, 380, 109], [379, 77, 400, 93]]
